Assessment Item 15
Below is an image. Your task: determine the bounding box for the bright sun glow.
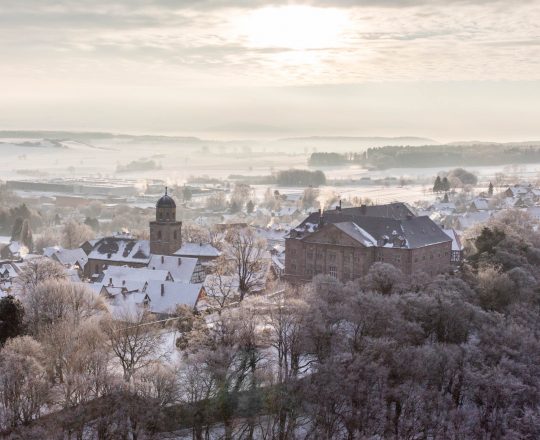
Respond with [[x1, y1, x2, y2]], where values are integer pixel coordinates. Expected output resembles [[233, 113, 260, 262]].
[[241, 6, 350, 50]]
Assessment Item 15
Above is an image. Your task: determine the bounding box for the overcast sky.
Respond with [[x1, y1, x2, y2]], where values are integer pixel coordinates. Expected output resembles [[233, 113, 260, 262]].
[[1, 0, 539, 141]]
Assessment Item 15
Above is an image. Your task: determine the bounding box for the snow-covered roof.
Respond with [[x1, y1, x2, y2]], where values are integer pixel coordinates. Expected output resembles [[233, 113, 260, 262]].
[[271, 255, 285, 270], [0, 261, 21, 279], [48, 247, 88, 268], [102, 265, 172, 284], [526, 206, 540, 220], [333, 222, 377, 247], [456, 211, 492, 230], [65, 267, 82, 283], [0, 236, 12, 246], [290, 213, 449, 249], [87, 237, 151, 264], [507, 185, 531, 196], [470, 198, 489, 211], [443, 229, 464, 251], [144, 280, 203, 313], [174, 242, 220, 258], [275, 207, 299, 217], [106, 290, 147, 318], [148, 254, 201, 283], [431, 202, 456, 212], [7, 241, 27, 256]]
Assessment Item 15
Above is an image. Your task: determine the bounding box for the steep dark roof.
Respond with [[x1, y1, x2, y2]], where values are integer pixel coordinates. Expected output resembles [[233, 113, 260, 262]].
[[298, 203, 414, 229], [88, 237, 151, 263], [291, 204, 450, 249]]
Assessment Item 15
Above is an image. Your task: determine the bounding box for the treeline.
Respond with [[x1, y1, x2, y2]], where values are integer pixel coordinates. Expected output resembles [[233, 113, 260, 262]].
[[231, 169, 328, 186], [308, 144, 540, 169], [275, 169, 326, 186], [0, 204, 41, 241], [116, 159, 161, 173]]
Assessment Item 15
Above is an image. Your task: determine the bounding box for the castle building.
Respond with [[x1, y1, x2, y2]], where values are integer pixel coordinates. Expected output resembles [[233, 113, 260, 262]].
[[150, 188, 183, 255], [284, 203, 452, 283]]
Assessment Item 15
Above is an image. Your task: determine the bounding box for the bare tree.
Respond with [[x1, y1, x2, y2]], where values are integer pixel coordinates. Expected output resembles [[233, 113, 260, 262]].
[[62, 219, 94, 249], [33, 226, 62, 254], [40, 317, 114, 407], [204, 256, 240, 312], [102, 308, 165, 383], [0, 336, 50, 429], [364, 262, 404, 295], [224, 228, 267, 301], [15, 257, 67, 296], [133, 362, 180, 407], [22, 279, 106, 336]]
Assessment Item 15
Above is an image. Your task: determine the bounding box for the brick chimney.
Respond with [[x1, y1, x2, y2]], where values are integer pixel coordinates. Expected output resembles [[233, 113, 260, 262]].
[[318, 209, 324, 228]]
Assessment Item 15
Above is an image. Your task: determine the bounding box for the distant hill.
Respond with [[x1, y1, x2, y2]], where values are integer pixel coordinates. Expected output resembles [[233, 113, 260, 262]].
[[0, 131, 204, 144], [275, 136, 437, 152], [279, 136, 436, 144]]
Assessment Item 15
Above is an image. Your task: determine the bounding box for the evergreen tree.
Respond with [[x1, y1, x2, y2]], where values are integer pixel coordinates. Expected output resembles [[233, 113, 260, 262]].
[[442, 192, 449, 203], [84, 216, 100, 231], [229, 200, 241, 213], [182, 186, 193, 202], [488, 181, 494, 196], [433, 176, 442, 192], [0, 295, 25, 346], [10, 217, 23, 241], [246, 200, 254, 214], [19, 219, 33, 252], [442, 177, 451, 191]]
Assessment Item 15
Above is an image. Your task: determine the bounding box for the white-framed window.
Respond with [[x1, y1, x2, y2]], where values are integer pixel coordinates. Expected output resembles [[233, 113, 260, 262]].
[[329, 265, 337, 278]]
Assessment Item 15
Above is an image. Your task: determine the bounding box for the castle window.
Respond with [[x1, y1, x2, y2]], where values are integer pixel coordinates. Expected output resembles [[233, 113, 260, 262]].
[[329, 266, 337, 278], [157, 230, 162, 240], [174, 231, 177, 240]]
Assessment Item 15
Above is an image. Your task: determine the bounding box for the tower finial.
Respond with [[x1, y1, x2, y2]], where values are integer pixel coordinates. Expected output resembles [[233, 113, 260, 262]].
[[165, 186, 168, 195]]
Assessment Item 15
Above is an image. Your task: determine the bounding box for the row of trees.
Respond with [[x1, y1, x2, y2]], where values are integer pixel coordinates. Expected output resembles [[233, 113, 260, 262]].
[[275, 170, 326, 187], [433, 168, 478, 193]]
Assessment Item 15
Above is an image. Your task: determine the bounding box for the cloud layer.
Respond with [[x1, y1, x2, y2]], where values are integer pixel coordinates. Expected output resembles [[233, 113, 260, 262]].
[[1, 0, 539, 139]]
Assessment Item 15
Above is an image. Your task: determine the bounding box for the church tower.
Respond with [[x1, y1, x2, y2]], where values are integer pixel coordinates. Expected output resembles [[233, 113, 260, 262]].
[[150, 188, 182, 255]]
